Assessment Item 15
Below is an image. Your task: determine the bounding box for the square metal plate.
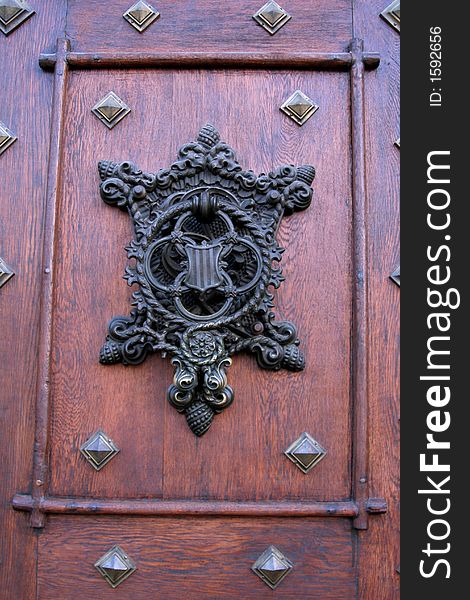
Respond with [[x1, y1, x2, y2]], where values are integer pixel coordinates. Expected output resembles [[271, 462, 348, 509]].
[[91, 92, 131, 129], [252, 545, 293, 589], [380, 1, 400, 33], [0, 121, 17, 156], [0, 0, 35, 36], [95, 546, 137, 588], [280, 90, 319, 126], [80, 430, 120, 470], [0, 257, 15, 289], [123, 1, 160, 32], [390, 265, 400, 286], [252, 1, 291, 35], [284, 431, 327, 473]]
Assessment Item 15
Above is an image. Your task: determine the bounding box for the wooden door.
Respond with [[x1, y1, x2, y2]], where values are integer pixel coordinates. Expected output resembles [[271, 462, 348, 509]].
[[1, 1, 399, 598]]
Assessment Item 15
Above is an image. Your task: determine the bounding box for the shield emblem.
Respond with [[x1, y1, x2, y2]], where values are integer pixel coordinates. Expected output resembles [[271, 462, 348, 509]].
[[183, 242, 224, 292]]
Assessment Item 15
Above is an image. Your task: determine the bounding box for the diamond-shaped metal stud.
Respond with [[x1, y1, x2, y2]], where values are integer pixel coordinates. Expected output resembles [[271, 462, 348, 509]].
[[95, 545, 137, 588], [91, 92, 131, 129], [0, 257, 15, 289], [0, 0, 35, 35], [380, 0, 400, 33], [123, 1, 160, 32], [80, 430, 120, 470], [252, 545, 293, 589], [280, 90, 319, 126], [0, 121, 17, 156], [285, 431, 327, 473], [253, 1, 291, 35], [390, 265, 400, 286]]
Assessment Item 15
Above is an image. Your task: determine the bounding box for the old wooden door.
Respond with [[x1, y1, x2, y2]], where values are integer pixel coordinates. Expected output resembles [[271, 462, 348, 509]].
[[1, 1, 399, 598]]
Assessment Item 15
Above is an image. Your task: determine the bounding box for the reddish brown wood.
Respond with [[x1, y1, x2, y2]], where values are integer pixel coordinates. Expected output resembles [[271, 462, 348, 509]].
[[1, 0, 397, 596], [0, 2, 67, 597], [47, 68, 353, 503], [65, 0, 353, 55], [353, 0, 400, 597], [350, 38, 371, 531], [13, 494, 359, 517], [39, 50, 380, 71], [31, 38, 70, 529], [37, 516, 356, 599]]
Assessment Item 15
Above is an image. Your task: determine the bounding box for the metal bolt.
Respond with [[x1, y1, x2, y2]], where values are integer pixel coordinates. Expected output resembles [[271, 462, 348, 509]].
[[133, 185, 146, 199]]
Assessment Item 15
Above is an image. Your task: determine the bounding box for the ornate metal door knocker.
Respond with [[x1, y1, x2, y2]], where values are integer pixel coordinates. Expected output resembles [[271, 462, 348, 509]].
[[98, 124, 314, 436]]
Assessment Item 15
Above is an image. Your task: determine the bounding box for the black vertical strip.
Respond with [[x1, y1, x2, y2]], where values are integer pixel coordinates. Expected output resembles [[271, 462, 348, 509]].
[[401, 2, 467, 596]]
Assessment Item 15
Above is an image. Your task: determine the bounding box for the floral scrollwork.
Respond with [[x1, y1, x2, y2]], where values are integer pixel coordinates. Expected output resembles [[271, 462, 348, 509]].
[[98, 124, 314, 436]]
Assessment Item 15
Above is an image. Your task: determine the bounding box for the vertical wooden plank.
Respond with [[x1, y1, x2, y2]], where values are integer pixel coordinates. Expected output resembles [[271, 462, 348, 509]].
[[48, 69, 174, 499], [0, 0, 67, 595], [32, 37, 70, 528], [161, 68, 353, 502], [353, 0, 400, 597], [350, 39, 371, 531]]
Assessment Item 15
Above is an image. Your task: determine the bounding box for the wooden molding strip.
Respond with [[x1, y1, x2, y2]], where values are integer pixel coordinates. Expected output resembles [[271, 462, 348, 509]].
[[12, 494, 359, 518], [39, 50, 380, 71], [350, 39, 371, 530], [30, 38, 70, 529]]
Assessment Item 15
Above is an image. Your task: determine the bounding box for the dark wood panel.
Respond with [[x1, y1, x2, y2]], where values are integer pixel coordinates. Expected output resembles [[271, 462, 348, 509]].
[[38, 516, 356, 599], [353, 0, 400, 597], [67, 0, 353, 54], [0, 1, 67, 598], [48, 68, 353, 501]]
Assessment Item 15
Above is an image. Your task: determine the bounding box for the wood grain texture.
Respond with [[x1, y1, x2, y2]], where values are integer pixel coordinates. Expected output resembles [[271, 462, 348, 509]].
[[353, 0, 400, 597], [13, 494, 359, 517], [0, 0, 399, 600], [66, 0, 353, 54], [2, 1, 399, 597], [0, 1, 67, 597], [37, 516, 356, 599], [350, 39, 370, 530], [48, 69, 353, 502], [31, 37, 70, 529], [38, 50, 381, 71]]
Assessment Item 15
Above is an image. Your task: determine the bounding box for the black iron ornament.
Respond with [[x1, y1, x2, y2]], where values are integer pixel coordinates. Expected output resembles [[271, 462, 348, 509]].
[[98, 124, 314, 436]]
